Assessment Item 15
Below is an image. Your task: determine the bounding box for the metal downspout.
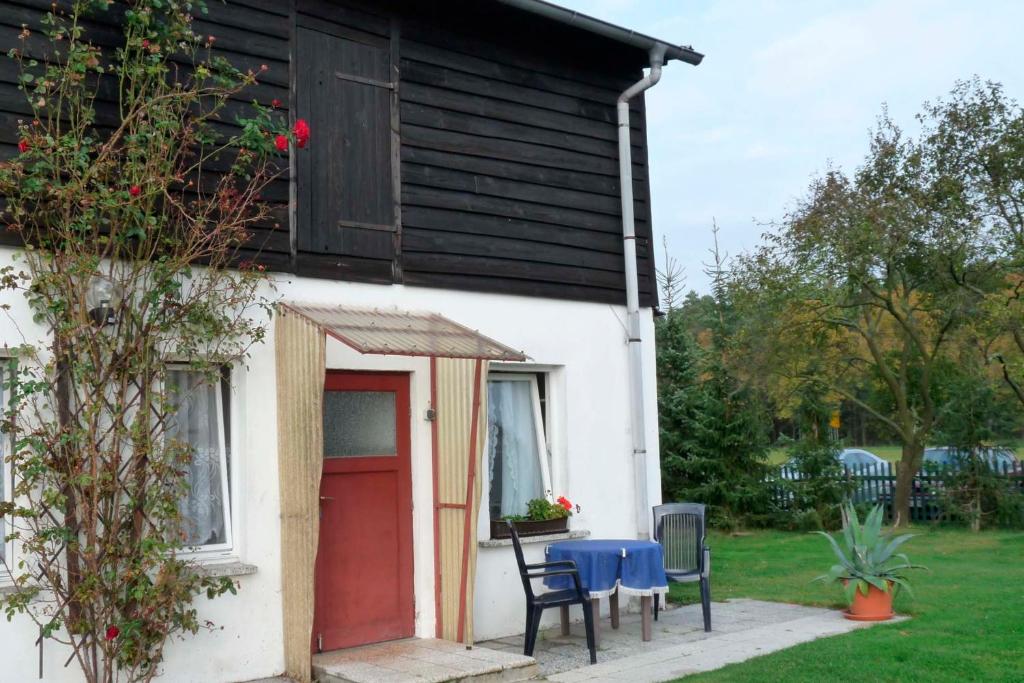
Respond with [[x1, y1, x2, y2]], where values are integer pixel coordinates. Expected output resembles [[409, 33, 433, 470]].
[[619, 47, 665, 538]]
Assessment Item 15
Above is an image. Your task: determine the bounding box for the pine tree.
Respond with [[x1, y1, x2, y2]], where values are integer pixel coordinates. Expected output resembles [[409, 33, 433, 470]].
[[656, 224, 773, 528]]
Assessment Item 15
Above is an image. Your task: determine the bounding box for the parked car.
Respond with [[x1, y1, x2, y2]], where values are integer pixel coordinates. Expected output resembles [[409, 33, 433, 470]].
[[781, 448, 887, 474], [922, 446, 1020, 470], [838, 448, 888, 470], [779, 448, 891, 504]]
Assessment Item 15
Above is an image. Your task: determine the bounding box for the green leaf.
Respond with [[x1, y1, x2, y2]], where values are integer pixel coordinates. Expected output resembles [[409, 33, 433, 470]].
[[862, 575, 890, 593], [889, 576, 914, 598], [813, 531, 852, 569], [873, 533, 915, 565], [843, 579, 858, 604]]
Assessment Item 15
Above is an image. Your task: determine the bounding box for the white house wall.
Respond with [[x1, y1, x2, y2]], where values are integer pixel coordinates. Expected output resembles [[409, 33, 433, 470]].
[[0, 247, 662, 681]]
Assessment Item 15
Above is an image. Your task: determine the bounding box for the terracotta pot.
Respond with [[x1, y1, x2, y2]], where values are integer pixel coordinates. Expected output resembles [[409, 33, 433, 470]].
[[844, 580, 895, 621]]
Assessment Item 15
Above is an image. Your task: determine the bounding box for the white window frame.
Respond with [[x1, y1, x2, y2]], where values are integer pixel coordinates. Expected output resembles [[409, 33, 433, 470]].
[[0, 358, 14, 580], [166, 364, 234, 558], [488, 372, 553, 508]]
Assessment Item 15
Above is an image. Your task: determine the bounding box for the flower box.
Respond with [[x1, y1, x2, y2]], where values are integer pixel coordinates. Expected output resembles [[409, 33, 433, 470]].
[[490, 516, 568, 539]]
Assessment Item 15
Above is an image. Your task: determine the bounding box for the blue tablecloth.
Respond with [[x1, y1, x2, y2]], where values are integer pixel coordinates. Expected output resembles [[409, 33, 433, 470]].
[[544, 539, 669, 598]]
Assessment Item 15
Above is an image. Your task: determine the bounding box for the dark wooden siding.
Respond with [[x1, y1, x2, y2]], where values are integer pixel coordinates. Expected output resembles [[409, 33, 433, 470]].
[[1, 0, 661, 307], [393, 0, 657, 306], [0, 0, 293, 268]]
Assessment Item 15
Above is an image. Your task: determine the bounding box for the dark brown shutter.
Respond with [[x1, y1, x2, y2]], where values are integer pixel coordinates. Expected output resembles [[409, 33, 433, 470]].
[[296, 21, 395, 266]]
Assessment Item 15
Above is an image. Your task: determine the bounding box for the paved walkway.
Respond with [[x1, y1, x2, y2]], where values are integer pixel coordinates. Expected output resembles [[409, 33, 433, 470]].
[[480, 598, 903, 682]]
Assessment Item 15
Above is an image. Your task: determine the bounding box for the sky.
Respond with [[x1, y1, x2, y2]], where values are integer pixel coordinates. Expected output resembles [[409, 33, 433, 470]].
[[554, 0, 1024, 294]]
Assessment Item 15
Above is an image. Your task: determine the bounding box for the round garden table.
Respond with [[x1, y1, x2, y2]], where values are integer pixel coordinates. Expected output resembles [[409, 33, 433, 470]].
[[544, 539, 668, 643]]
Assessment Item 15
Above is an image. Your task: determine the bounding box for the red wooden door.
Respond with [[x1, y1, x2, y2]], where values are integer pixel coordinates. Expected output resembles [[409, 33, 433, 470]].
[[314, 372, 414, 652]]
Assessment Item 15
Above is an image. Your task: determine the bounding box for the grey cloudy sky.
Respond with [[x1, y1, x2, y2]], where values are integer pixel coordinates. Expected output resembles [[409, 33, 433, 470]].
[[555, 0, 1024, 293]]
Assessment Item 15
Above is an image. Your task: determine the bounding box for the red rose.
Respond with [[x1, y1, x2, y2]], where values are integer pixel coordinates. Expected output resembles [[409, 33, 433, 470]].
[[129, 185, 141, 197], [293, 118, 310, 148], [271, 98, 281, 108], [557, 496, 572, 511], [17, 139, 29, 153], [274, 134, 289, 152], [105, 625, 119, 641]]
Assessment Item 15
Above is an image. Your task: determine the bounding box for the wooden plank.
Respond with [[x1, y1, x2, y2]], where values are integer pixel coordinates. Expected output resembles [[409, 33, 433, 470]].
[[402, 228, 625, 273], [399, 6, 641, 92], [296, 13, 390, 49], [0, 7, 290, 88], [400, 59, 633, 130], [402, 206, 624, 254], [401, 124, 642, 180], [400, 98, 646, 160], [401, 38, 643, 115], [191, 18, 289, 61], [297, 0, 390, 37], [294, 251, 393, 284], [402, 185, 646, 235], [402, 270, 628, 305], [402, 163, 629, 217], [226, 0, 290, 17], [400, 79, 646, 151], [196, 0, 290, 38], [402, 252, 630, 290], [401, 146, 646, 200]]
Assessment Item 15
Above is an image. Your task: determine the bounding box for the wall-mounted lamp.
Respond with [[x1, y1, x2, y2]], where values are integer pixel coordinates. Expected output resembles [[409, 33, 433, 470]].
[[86, 275, 123, 327]]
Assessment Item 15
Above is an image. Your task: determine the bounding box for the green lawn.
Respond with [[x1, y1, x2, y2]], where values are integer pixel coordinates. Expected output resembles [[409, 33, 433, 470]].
[[667, 528, 1024, 682]]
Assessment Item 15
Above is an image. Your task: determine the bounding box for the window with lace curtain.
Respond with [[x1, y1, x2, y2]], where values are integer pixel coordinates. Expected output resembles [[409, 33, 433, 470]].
[[166, 366, 232, 552], [486, 372, 552, 521]]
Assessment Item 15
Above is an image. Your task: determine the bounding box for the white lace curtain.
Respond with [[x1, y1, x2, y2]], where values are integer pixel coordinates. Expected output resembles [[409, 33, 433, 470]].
[[167, 369, 228, 547], [487, 378, 544, 518]]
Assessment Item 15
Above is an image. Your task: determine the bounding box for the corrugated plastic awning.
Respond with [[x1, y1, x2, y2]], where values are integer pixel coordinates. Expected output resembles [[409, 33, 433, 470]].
[[280, 302, 528, 362]]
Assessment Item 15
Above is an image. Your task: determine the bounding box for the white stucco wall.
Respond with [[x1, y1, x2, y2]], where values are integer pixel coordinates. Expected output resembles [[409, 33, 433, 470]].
[[0, 247, 661, 681]]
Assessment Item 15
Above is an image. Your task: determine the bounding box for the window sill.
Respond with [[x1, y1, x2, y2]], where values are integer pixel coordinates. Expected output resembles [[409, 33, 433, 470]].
[[479, 529, 590, 548], [195, 561, 258, 578]]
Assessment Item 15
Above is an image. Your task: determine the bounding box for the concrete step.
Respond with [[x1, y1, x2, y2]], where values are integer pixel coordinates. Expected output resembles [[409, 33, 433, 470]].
[[313, 638, 538, 683]]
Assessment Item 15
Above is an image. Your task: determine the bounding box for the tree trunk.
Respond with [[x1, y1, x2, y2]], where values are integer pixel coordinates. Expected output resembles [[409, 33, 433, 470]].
[[893, 441, 923, 527]]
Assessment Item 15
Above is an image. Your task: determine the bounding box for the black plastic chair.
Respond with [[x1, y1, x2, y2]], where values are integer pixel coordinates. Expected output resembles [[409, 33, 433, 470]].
[[652, 503, 711, 631], [507, 520, 597, 664]]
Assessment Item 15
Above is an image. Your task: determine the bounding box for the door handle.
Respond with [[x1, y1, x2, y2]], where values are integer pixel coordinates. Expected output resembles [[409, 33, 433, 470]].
[[320, 496, 334, 501]]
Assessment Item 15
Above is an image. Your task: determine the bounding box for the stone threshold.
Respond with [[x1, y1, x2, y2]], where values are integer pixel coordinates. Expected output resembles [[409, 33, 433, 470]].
[[313, 637, 538, 683]]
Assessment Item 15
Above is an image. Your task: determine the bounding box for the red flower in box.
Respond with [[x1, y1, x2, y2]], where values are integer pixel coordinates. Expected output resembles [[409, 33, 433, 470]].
[[556, 496, 572, 511]]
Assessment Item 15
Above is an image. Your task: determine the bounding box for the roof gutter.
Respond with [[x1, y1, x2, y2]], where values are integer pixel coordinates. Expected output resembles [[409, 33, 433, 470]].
[[495, 0, 704, 65], [618, 45, 667, 538]]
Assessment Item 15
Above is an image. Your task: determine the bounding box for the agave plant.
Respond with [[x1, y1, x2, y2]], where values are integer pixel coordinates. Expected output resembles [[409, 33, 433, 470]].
[[813, 503, 926, 604]]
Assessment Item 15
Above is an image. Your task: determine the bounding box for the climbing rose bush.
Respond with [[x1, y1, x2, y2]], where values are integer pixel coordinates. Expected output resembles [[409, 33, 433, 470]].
[[0, 1, 304, 681]]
